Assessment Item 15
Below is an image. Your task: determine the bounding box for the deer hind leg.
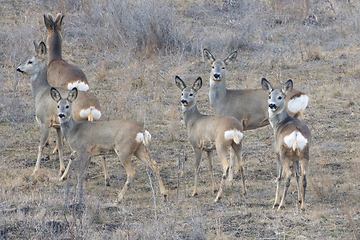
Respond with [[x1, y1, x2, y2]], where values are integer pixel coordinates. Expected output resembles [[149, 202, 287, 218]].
[[232, 142, 246, 196], [102, 156, 110, 186], [115, 150, 136, 203], [206, 151, 218, 194], [228, 148, 236, 183], [192, 148, 203, 197], [134, 144, 167, 201], [278, 157, 292, 210], [273, 154, 282, 209], [215, 148, 230, 202], [299, 157, 309, 211], [32, 126, 51, 175], [294, 160, 302, 206]]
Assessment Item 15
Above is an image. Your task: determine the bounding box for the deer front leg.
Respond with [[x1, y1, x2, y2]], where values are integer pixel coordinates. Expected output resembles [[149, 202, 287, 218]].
[[55, 127, 65, 176], [273, 154, 282, 209], [102, 156, 110, 186], [206, 151, 218, 194], [215, 150, 230, 202], [32, 126, 51, 175], [192, 148, 203, 197]]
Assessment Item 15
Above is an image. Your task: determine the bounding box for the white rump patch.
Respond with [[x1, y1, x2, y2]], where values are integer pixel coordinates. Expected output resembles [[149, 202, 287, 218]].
[[79, 107, 102, 120], [135, 130, 152, 143], [67, 80, 90, 91], [284, 131, 308, 151], [288, 95, 309, 114], [224, 129, 243, 144]]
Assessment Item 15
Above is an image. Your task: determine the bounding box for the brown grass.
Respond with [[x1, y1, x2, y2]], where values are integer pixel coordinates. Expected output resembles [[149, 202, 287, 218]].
[[1, 0, 360, 239]]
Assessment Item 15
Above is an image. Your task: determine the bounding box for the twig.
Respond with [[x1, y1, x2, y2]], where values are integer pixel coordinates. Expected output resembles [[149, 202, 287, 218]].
[[343, 203, 360, 240]]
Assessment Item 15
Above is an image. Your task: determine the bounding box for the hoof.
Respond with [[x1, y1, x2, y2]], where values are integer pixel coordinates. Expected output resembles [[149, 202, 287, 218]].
[[273, 204, 279, 209], [59, 170, 65, 177], [213, 189, 218, 194], [279, 206, 285, 210], [192, 193, 198, 197], [105, 178, 111, 186], [214, 196, 221, 202], [60, 176, 67, 182], [163, 194, 167, 202]]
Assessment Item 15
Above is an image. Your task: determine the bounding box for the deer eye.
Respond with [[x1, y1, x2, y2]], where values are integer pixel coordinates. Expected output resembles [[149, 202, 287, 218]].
[[222, 67, 225, 69], [66, 105, 69, 109], [278, 96, 282, 100], [211, 66, 214, 69], [28, 61, 33, 64], [57, 105, 60, 108], [189, 93, 193, 96]]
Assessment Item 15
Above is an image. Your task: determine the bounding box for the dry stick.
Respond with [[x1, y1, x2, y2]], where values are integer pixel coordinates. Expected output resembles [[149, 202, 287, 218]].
[[343, 203, 360, 240], [183, 153, 187, 199]]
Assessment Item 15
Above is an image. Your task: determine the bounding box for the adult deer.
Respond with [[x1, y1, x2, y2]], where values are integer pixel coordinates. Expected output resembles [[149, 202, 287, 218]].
[[44, 13, 90, 91], [203, 49, 309, 130], [50, 87, 167, 203], [175, 76, 245, 202], [17, 41, 102, 177], [261, 78, 311, 211]]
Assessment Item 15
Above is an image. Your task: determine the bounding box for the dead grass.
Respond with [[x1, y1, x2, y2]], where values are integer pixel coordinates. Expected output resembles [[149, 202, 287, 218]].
[[1, 0, 360, 239]]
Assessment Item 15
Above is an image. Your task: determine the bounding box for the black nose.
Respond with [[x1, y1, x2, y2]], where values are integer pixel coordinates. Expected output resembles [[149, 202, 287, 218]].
[[59, 113, 65, 118], [181, 99, 188, 105], [269, 103, 277, 109], [17, 68, 24, 73], [214, 73, 220, 79]]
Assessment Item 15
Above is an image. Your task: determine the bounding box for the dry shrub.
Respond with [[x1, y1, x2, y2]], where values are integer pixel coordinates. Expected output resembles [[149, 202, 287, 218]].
[[306, 45, 322, 61]]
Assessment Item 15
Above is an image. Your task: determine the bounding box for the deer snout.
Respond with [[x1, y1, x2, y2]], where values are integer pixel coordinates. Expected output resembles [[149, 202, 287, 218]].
[[213, 73, 220, 80], [181, 99, 188, 105], [269, 103, 277, 110], [16, 68, 24, 73], [59, 113, 66, 119]]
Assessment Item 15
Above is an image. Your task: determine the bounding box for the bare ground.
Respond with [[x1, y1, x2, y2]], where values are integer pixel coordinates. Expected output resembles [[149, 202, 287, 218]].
[[1, 0, 360, 239]]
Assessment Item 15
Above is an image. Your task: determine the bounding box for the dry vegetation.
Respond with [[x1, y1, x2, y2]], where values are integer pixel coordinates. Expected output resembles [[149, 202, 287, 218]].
[[1, 0, 360, 239]]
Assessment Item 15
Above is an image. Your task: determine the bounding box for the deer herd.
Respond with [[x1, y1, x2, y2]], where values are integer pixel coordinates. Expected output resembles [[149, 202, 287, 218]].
[[17, 13, 311, 211]]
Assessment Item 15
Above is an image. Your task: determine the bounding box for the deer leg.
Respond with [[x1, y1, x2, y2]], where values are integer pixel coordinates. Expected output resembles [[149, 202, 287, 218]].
[[102, 156, 110, 186], [215, 149, 230, 202], [55, 128, 65, 176], [300, 157, 309, 211], [232, 142, 246, 196], [32, 126, 51, 175], [294, 160, 302, 205], [273, 154, 282, 209], [206, 151, 218, 194], [228, 148, 236, 183], [115, 150, 136, 203], [135, 144, 167, 201], [278, 159, 292, 210], [192, 148, 202, 197]]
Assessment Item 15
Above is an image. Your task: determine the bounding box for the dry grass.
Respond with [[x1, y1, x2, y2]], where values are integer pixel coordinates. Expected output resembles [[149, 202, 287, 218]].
[[1, 0, 360, 239]]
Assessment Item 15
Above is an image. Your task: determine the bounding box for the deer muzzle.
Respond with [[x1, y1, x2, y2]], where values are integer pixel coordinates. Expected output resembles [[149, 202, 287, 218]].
[[269, 103, 277, 110]]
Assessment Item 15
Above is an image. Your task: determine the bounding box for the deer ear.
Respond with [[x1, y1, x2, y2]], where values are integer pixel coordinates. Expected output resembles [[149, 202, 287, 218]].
[[193, 77, 202, 92], [50, 87, 62, 102], [67, 87, 78, 103], [261, 78, 273, 94], [38, 42, 47, 58], [203, 49, 215, 64], [224, 51, 237, 65], [175, 76, 186, 90], [282, 79, 293, 95]]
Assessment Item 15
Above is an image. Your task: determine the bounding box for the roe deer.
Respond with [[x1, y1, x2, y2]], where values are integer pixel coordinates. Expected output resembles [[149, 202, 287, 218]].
[[203, 49, 309, 130], [44, 13, 90, 91], [261, 78, 311, 211], [175, 76, 245, 202], [50, 87, 167, 203], [17, 41, 102, 178]]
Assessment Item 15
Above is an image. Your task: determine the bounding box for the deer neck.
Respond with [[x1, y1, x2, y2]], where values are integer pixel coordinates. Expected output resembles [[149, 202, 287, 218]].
[[268, 108, 292, 133], [31, 65, 51, 98], [182, 104, 201, 129], [47, 32, 62, 63], [59, 116, 77, 140], [209, 79, 227, 107]]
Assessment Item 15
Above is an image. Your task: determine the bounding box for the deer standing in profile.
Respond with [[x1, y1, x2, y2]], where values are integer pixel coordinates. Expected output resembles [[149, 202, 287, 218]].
[[175, 76, 245, 202], [50, 87, 167, 203], [44, 13, 90, 91], [203, 49, 309, 130], [261, 78, 311, 211], [17, 41, 103, 178]]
